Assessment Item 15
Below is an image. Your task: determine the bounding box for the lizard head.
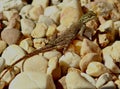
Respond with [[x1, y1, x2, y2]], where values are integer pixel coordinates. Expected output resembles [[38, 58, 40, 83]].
[[79, 11, 97, 24]]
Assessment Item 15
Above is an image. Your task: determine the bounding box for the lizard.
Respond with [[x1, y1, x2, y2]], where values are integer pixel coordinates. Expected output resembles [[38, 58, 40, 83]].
[[0, 11, 97, 80]]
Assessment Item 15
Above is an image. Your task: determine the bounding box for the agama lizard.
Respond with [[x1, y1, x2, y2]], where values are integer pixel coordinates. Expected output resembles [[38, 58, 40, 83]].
[[0, 11, 97, 79]]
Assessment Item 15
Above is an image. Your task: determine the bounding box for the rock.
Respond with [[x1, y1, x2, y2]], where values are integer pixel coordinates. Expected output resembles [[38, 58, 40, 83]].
[[96, 73, 112, 88], [33, 38, 48, 49], [0, 40, 7, 54], [19, 5, 33, 19], [23, 55, 48, 73], [80, 53, 102, 72], [29, 5, 44, 21], [86, 62, 109, 77], [66, 69, 96, 89], [59, 52, 81, 74], [1, 28, 22, 45], [115, 80, 120, 88], [60, 0, 83, 27], [0, 57, 5, 73], [31, 23, 47, 38], [2, 45, 26, 66], [81, 39, 101, 56], [21, 18, 35, 37], [103, 54, 120, 73], [19, 38, 35, 53], [32, 0, 49, 8], [44, 6, 60, 24], [51, 0, 61, 5], [38, 15, 55, 27], [9, 72, 56, 89], [46, 24, 57, 37], [58, 76, 67, 89], [101, 81, 116, 89], [44, 50, 61, 59], [47, 56, 61, 80], [0, 80, 5, 89]]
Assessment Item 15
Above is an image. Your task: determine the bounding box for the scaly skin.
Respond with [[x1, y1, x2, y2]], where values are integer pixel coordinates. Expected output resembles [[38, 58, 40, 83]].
[[0, 11, 97, 80]]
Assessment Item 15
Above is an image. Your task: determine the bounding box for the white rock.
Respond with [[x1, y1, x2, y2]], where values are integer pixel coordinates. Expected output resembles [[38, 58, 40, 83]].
[[51, 0, 61, 5], [21, 18, 35, 37], [1, 45, 26, 66], [31, 23, 47, 38], [32, 0, 49, 8], [81, 73, 96, 86], [23, 55, 48, 73], [44, 50, 61, 59], [86, 62, 109, 77], [19, 5, 33, 19], [101, 81, 116, 89], [96, 73, 112, 88], [9, 72, 56, 89], [0, 0, 26, 12], [0, 57, 5, 73], [0, 40, 7, 54], [66, 70, 96, 89], [44, 6, 60, 24], [59, 52, 81, 74]]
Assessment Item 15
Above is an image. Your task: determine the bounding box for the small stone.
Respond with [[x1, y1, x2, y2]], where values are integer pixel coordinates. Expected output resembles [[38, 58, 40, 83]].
[[1, 28, 22, 45], [0, 80, 5, 89], [21, 18, 35, 37], [0, 40, 7, 54], [115, 80, 120, 88], [44, 6, 60, 24], [23, 55, 48, 73], [2, 45, 26, 66], [9, 72, 56, 89], [81, 39, 101, 56], [66, 69, 96, 89], [32, 0, 49, 8], [47, 56, 61, 80], [44, 50, 61, 60], [101, 81, 116, 89], [33, 38, 48, 49], [81, 73, 96, 86], [46, 24, 57, 37], [96, 73, 112, 88], [0, 57, 5, 73], [80, 53, 102, 72], [86, 62, 109, 77], [29, 5, 44, 21], [58, 76, 67, 89], [31, 23, 47, 38], [59, 52, 81, 74]]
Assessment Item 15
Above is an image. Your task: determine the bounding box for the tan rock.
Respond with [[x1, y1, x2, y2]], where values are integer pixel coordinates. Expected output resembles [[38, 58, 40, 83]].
[[0, 80, 5, 89], [44, 50, 61, 59], [47, 57, 61, 80], [56, 24, 67, 32], [1, 28, 22, 45], [44, 6, 60, 24], [101, 81, 116, 89], [59, 52, 81, 74], [66, 69, 96, 89], [80, 53, 102, 72], [115, 80, 120, 88], [103, 54, 120, 73], [46, 24, 57, 37], [58, 76, 67, 89], [31, 23, 47, 38], [33, 38, 48, 49], [32, 0, 49, 8], [29, 5, 44, 21], [9, 72, 56, 89], [0, 40, 7, 54], [19, 5, 33, 19], [81, 72, 96, 86], [2, 45, 26, 66], [0, 57, 5, 73], [51, 0, 61, 5], [21, 18, 35, 37], [114, 21, 120, 30], [81, 39, 101, 56], [86, 62, 109, 77], [23, 55, 48, 73], [96, 73, 112, 88]]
